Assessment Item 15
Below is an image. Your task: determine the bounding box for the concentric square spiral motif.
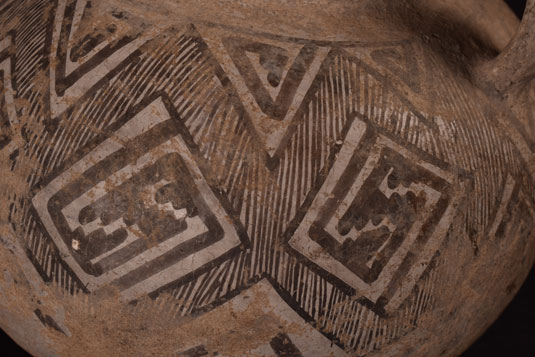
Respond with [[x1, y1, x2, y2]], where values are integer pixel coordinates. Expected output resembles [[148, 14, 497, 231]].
[[32, 96, 247, 301], [288, 117, 462, 314]]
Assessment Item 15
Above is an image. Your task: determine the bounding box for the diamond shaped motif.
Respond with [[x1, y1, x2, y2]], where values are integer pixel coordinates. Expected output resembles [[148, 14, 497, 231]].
[[32, 96, 245, 301], [289, 116, 464, 313]]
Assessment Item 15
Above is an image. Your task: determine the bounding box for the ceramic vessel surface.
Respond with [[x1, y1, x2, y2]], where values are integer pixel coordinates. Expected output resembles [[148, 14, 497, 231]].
[[0, 0, 534, 356]]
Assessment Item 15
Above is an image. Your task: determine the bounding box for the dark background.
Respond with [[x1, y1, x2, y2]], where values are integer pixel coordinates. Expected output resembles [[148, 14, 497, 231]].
[[462, 1, 535, 356], [1, 0, 534, 355]]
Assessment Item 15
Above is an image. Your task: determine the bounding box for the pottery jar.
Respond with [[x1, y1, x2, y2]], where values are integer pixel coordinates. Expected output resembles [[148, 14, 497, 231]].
[[0, 0, 534, 355]]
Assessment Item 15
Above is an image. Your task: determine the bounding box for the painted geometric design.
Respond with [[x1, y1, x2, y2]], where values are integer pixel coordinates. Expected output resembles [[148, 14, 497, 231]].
[[200, 25, 330, 158], [345, 41, 422, 93], [1, 2, 534, 354], [177, 279, 346, 356], [289, 116, 462, 314], [0, 34, 18, 157], [488, 175, 535, 243], [49, 0, 149, 117], [32, 96, 247, 301], [223, 37, 318, 121]]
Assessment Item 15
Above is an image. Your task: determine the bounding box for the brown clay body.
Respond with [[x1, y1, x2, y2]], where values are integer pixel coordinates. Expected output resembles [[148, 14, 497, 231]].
[[0, 0, 534, 356]]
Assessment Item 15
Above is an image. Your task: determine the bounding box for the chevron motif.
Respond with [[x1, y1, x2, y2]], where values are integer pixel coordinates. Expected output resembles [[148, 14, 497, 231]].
[[48, 0, 150, 117]]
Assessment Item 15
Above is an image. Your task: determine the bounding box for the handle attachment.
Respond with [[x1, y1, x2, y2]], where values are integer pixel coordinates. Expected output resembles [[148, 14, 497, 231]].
[[477, 0, 535, 93]]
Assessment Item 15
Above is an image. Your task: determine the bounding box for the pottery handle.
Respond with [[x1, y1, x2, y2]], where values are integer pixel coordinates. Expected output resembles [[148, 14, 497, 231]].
[[478, 0, 535, 93]]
